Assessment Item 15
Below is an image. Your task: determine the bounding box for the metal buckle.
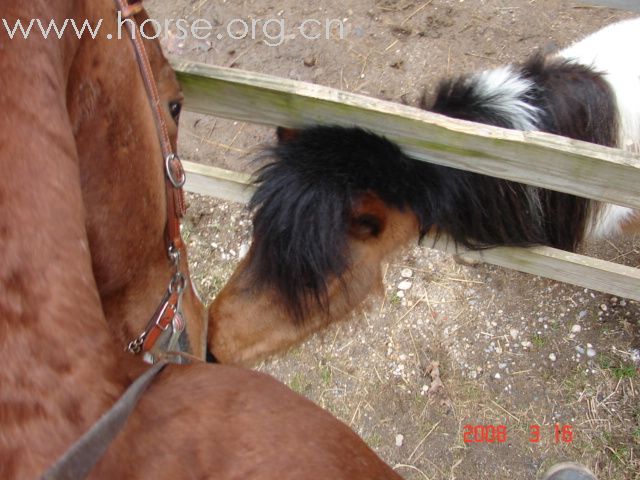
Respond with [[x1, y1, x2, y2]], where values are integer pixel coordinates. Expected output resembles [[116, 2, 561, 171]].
[[168, 244, 181, 266], [127, 336, 145, 355], [169, 272, 186, 295], [165, 153, 186, 188], [153, 302, 173, 332]]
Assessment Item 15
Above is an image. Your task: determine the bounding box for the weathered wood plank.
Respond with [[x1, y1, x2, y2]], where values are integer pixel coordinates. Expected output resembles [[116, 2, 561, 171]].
[[428, 237, 640, 302], [172, 59, 640, 210], [575, 0, 640, 12], [183, 161, 254, 204], [182, 162, 640, 302]]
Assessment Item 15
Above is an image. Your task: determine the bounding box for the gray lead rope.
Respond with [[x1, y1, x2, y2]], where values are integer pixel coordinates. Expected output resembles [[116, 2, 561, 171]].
[[40, 360, 168, 480]]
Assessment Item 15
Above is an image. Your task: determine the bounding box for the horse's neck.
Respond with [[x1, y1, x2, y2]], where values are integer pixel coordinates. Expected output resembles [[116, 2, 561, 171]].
[[0, 2, 131, 477]]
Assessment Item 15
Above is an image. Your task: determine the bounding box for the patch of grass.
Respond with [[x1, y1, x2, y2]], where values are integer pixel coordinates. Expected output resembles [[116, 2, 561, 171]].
[[366, 431, 383, 449], [596, 354, 637, 380], [319, 365, 332, 385], [289, 372, 310, 394], [600, 326, 611, 335], [531, 334, 546, 347], [609, 445, 629, 465], [181, 226, 192, 242], [561, 366, 592, 395], [612, 364, 636, 380], [597, 354, 614, 370]]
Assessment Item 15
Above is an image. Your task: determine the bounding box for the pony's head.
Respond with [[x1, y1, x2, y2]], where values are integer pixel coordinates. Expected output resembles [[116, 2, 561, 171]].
[[208, 127, 425, 364]]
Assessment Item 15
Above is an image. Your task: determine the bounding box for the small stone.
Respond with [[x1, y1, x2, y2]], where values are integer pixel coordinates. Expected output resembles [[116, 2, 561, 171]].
[[509, 328, 519, 340], [586, 348, 596, 358], [196, 40, 212, 52], [303, 56, 316, 67], [611, 297, 618, 304], [620, 299, 627, 307], [549, 353, 557, 362], [494, 373, 501, 380], [238, 242, 250, 259], [398, 280, 413, 290], [571, 325, 582, 333], [400, 268, 413, 278], [600, 304, 608, 312], [396, 291, 405, 298], [575, 346, 585, 354], [521, 341, 532, 348], [395, 434, 404, 447]]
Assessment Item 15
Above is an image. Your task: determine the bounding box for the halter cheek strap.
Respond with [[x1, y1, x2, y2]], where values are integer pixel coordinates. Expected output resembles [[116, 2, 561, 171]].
[[114, 0, 192, 361], [114, 0, 186, 243]]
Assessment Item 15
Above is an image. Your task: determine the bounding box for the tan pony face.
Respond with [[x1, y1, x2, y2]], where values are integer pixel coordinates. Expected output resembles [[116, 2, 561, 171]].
[[208, 192, 419, 365]]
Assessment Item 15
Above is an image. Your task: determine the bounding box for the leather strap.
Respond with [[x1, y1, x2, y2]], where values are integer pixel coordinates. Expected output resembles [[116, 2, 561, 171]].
[[118, 0, 143, 18], [141, 289, 182, 352], [115, 0, 193, 356], [114, 0, 186, 253]]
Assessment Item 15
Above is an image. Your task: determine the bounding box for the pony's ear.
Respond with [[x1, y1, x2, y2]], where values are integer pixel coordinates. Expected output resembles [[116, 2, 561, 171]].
[[349, 193, 388, 240], [276, 127, 302, 143]]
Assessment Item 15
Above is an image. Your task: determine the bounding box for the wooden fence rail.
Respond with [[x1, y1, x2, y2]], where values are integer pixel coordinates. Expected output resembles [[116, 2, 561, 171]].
[[576, 0, 640, 12], [172, 60, 640, 302]]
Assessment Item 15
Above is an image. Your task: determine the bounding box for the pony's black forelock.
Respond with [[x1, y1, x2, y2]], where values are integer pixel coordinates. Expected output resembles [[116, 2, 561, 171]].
[[247, 126, 437, 322]]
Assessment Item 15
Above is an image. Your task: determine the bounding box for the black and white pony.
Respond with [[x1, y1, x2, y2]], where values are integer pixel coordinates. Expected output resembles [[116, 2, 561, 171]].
[[207, 18, 640, 365]]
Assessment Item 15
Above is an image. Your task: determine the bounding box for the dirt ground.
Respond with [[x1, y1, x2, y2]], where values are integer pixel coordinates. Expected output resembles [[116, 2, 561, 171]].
[[146, 1, 639, 478]]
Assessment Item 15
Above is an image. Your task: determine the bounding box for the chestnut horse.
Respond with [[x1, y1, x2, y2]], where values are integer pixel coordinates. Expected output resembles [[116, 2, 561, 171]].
[[209, 18, 640, 365], [0, 1, 402, 478]]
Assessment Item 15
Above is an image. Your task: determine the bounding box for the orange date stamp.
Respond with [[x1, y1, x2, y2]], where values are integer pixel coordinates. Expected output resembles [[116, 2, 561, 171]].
[[462, 424, 574, 444]]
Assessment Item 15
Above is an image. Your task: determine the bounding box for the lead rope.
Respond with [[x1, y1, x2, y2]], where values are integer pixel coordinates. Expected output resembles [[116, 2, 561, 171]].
[[40, 361, 169, 480]]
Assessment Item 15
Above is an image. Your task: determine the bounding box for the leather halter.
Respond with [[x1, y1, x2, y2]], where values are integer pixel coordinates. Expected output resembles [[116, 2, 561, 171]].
[[114, 0, 191, 362]]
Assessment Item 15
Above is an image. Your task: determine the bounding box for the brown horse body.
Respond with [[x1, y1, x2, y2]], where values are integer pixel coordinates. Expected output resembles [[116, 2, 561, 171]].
[[0, 1, 400, 478]]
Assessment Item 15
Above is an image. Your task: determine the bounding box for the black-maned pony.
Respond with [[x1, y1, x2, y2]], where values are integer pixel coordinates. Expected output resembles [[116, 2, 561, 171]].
[[208, 18, 640, 365]]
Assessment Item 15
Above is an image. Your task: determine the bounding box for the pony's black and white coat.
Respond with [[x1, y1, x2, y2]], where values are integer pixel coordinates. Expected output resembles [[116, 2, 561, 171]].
[[245, 18, 640, 320]]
